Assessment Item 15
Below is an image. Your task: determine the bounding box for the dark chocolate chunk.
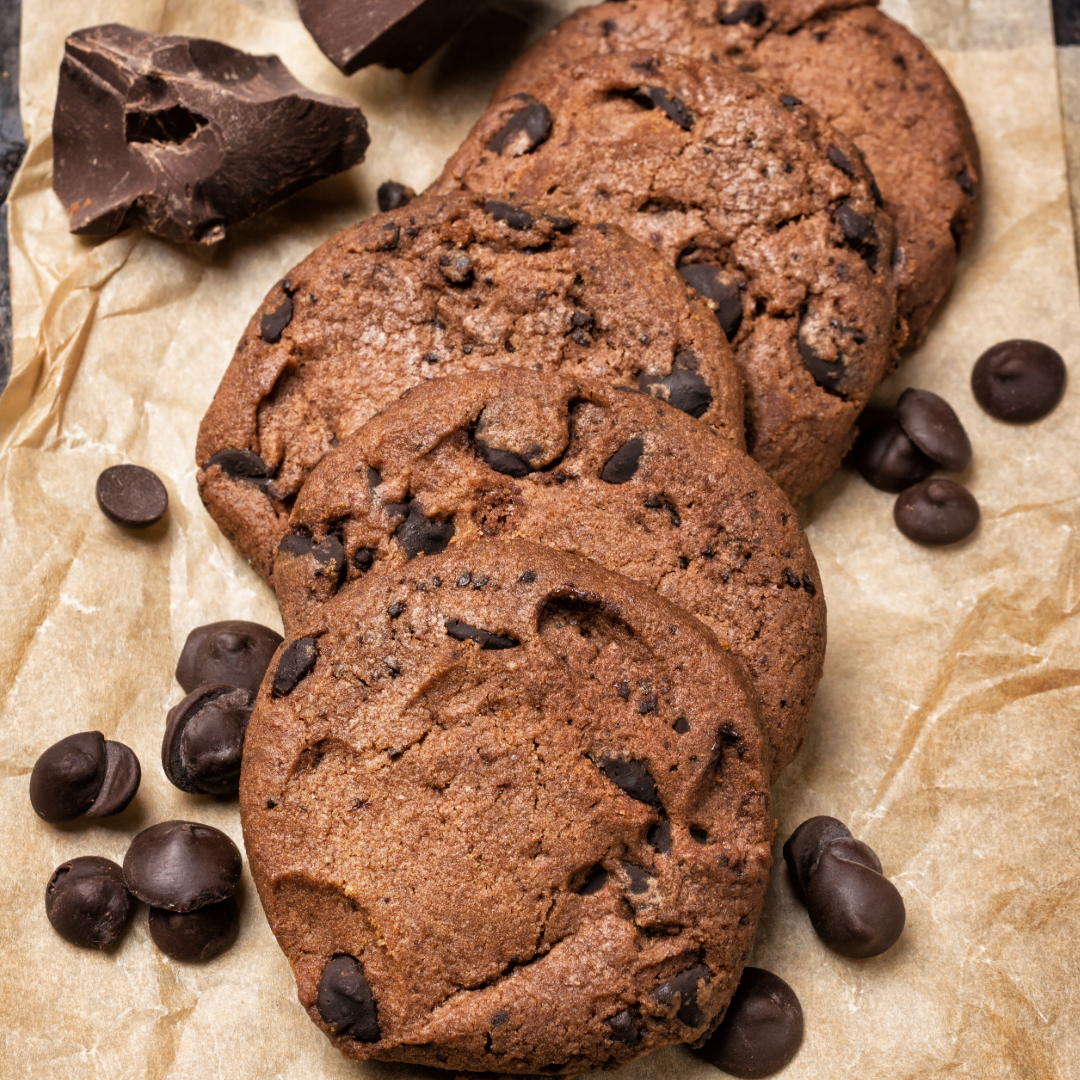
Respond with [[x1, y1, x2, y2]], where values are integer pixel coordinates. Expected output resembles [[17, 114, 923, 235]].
[[896, 388, 972, 472], [894, 479, 979, 546], [597, 755, 662, 808], [601, 436, 645, 484], [387, 602, 405, 619], [852, 420, 935, 493], [273, 637, 319, 697], [52, 26, 370, 243], [377, 180, 414, 212], [607, 1008, 640, 1045], [653, 964, 711, 1028], [488, 95, 552, 156], [694, 967, 803, 1078], [835, 201, 879, 271], [485, 199, 534, 231], [621, 861, 651, 895], [317, 955, 381, 1042], [95, 464, 168, 528], [204, 449, 271, 485], [638, 351, 713, 418], [445, 619, 520, 650], [673, 716, 690, 734], [394, 500, 455, 559], [798, 324, 849, 397], [972, 340, 1067, 422], [30, 731, 106, 822], [719, 1, 766, 26], [176, 620, 283, 696], [260, 296, 293, 344], [635, 86, 694, 130], [123, 820, 242, 912], [278, 533, 347, 588], [648, 820, 672, 854], [148, 897, 240, 962], [780, 93, 802, 109], [163, 685, 253, 796], [828, 146, 856, 178], [46, 856, 133, 950], [476, 438, 535, 478], [84, 739, 141, 817], [354, 547, 375, 572], [678, 263, 743, 341]]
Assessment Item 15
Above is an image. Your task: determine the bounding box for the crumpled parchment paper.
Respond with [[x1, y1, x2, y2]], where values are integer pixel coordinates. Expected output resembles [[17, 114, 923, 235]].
[[1, 1, 1078, 1077]]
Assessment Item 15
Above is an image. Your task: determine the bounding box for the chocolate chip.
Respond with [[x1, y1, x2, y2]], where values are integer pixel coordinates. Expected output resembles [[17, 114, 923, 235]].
[[476, 439, 534, 478], [835, 201, 879, 270], [387, 602, 405, 619], [519, 570, 537, 583], [163, 685, 253, 796], [653, 964, 711, 1027], [317, 955, 381, 1042], [46, 856, 133, 950], [439, 252, 474, 285], [84, 740, 141, 817], [798, 323, 849, 397], [638, 694, 658, 714], [597, 755, 662, 808], [783, 816, 857, 903], [828, 146, 856, 177], [30, 731, 139, 822], [801, 574, 815, 596], [639, 351, 713, 418], [273, 637, 319, 697], [780, 93, 802, 109], [896, 388, 972, 471], [123, 820, 242, 912], [673, 716, 690, 734], [607, 1008, 640, 1045], [485, 199, 534, 231], [491, 1009, 510, 1028], [894, 479, 979, 545], [354, 548, 375, 572], [376, 180, 414, 212], [853, 145, 884, 206], [784, 569, 801, 589], [635, 86, 694, 130], [445, 619, 520, 650], [678, 264, 743, 341], [621, 861, 651, 894], [852, 420, 935, 492], [694, 967, 803, 1077], [957, 168, 976, 197], [578, 864, 608, 895], [278, 533, 347, 587], [488, 96, 552, 156], [545, 213, 574, 232], [204, 449, 271, 485], [260, 296, 294, 343], [392, 500, 455, 560], [95, 464, 168, 528], [176, 621, 283, 697], [972, 340, 1067, 422], [719, 0, 766, 25], [648, 820, 672, 854], [148, 897, 240, 961], [601, 436, 645, 484]]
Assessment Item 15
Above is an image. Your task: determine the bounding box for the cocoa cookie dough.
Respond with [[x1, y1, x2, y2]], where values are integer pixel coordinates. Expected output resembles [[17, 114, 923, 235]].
[[274, 370, 825, 779], [437, 51, 899, 505], [494, 0, 980, 350], [197, 191, 745, 579], [241, 539, 773, 1074]]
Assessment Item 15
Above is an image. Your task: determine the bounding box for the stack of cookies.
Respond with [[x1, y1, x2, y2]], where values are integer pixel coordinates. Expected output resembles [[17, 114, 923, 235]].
[[195, 2, 978, 1074]]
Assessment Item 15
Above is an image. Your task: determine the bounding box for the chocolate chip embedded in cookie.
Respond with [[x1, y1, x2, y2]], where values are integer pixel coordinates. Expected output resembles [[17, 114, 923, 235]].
[[274, 370, 825, 779], [494, 0, 981, 350], [197, 191, 745, 580], [241, 539, 773, 1074], [437, 51, 898, 505]]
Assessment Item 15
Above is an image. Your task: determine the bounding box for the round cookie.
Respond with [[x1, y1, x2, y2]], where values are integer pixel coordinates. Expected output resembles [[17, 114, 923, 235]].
[[196, 191, 745, 580], [436, 51, 899, 505], [494, 0, 981, 350], [274, 370, 825, 780], [240, 538, 774, 1074]]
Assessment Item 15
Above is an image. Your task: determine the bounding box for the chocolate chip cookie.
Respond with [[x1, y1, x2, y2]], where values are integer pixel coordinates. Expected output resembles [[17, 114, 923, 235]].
[[197, 191, 745, 581], [274, 369, 825, 779], [494, 0, 980, 350], [240, 538, 773, 1074], [436, 51, 899, 505]]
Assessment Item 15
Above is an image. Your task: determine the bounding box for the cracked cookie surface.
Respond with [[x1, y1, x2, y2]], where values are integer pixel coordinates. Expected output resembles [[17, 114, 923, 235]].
[[240, 539, 773, 1075], [196, 190, 744, 580], [274, 370, 825, 780]]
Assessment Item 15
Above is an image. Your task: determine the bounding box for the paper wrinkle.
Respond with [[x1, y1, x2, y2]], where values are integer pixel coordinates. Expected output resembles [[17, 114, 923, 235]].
[[2, 1, 1079, 1078]]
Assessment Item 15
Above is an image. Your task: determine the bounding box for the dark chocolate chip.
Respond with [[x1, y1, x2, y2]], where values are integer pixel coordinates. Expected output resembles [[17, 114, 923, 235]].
[[719, 1, 766, 25], [439, 252, 474, 285], [46, 856, 133, 950], [123, 820, 242, 912], [260, 296, 294, 344], [828, 146, 856, 177], [836, 201, 879, 270], [273, 637, 319, 697], [801, 574, 816, 596], [578, 864, 608, 895], [597, 756, 662, 808], [894, 479, 979, 545], [445, 619, 520, 650], [204, 449, 271, 485], [783, 816, 857, 904], [354, 548, 375, 572], [393, 500, 455, 560], [673, 716, 691, 734], [519, 570, 537, 583], [488, 96, 552, 156], [608, 1008, 640, 1045], [896, 388, 972, 471], [638, 694, 658, 714], [491, 1009, 510, 1028], [163, 685, 253, 796], [545, 213, 575, 232], [601, 436, 645, 484], [851, 420, 935, 493], [648, 820, 672, 854], [621, 861, 651, 894], [317, 955, 381, 1042], [639, 351, 713, 418], [176, 621, 283, 696], [678, 264, 743, 341], [780, 93, 802, 109], [376, 180, 414, 212], [278, 533, 347, 587], [694, 967, 803, 1078], [972, 340, 1067, 422], [852, 145, 884, 206], [618, 681, 631, 700], [476, 439, 534, 478], [957, 168, 976, 197], [148, 897, 240, 961], [485, 199, 534, 231], [95, 464, 168, 528], [30, 731, 106, 822], [784, 569, 800, 589], [638, 85, 694, 130], [653, 964, 711, 1027], [798, 324, 849, 397], [84, 740, 141, 817], [388, 602, 405, 619]]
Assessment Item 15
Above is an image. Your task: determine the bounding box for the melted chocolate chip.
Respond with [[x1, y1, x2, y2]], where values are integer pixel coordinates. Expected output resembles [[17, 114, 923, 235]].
[[639, 351, 713, 418], [176, 621, 283, 696], [621, 861, 651, 894], [278, 533, 347, 587], [828, 146, 856, 177], [376, 180, 414, 212], [972, 340, 1067, 422], [204, 449, 272, 485], [163, 685, 253, 796], [601, 437, 644, 484], [648, 820, 672, 854], [445, 619, 520, 650], [476, 439, 535, 478], [852, 420, 935, 492], [597, 755, 662, 808], [488, 96, 552, 156], [835, 202, 879, 271], [780, 93, 802, 109], [678, 264, 743, 341], [896, 388, 972, 472], [260, 296, 294, 343], [719, 0, 766, 26], [273, 637, 319, 697], [485, 199, 534, 231], [46, 856, 134, 950], [798, 325, 849, 397], [148, 897, 240, 961], [607, 1008, 640, 1045], [634, 85, 694, 130], [317, 955, 381, 1042], [96, 464, 168, 528], [392, 500, 455, 559], [894, 479, 979, 545], [653, 964, 711, 1027]]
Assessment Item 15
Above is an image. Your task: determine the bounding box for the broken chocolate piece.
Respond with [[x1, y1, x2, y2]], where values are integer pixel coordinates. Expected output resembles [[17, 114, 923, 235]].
[[52, 25, 370, 243]]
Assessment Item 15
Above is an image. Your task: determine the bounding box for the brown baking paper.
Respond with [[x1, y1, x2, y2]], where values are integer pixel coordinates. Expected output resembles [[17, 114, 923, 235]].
[[2, 1, 1078, 1076]]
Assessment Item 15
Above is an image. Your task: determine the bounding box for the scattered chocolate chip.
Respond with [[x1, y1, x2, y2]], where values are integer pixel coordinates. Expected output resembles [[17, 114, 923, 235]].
[[163, 685, 253, 796], [84, 740, 141, 817], [488, 95, 552, 156], [387, 602, 405, 619], [648, 820, 672, 854], [694, 967, 803, 1078], [896, 388, 972, 471], [618, 681, 631, 700], [260, 296, 293, 344], [719, 1, 766, 26], [273, 637, 319, 697], [801, 574, 816, 596], [95, 464, 168, 528], [852, 420, 935, 492], [149, 897, 239, 962], [607, 1008, 640, 1045], [278, 533, 347, 587], [123, 820, 242, 912], [30, 731, 140, 822], [673, 716, 691, 734], [783, 816, 856, 903], [653, 964, 711, 1027], [46, 856, 133, 950], [439, 252, 474, 285], [798, 323, 849, 397], [445, 619, 520, 650], [544, 213, 574, 232], [828, 146, 856, 177], [836, 201, 879, 270], [780, 93, 802, 109], [377, 180, 414, 212], [476, 438, 534, 478], [678, 264, 742, 341], [638, 694, 658, 714], [639, 351, 713, 418], [972, 340, 1067, 422], [204, 449, 271, 485], [601, 436, 645, 484], [393, 500, 455, 560], [634, 86, 694, 130], [317, 955, 381, 1042], [597, 756, 662, 808], [53, 26, 369, 243], [894, 478, 979, 545], [519, 570, 537, 583], [354, 548, 375, 572], [176, 621, 283, 696], [485, 199, 534, 231], [621, 861, 651, 894]]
